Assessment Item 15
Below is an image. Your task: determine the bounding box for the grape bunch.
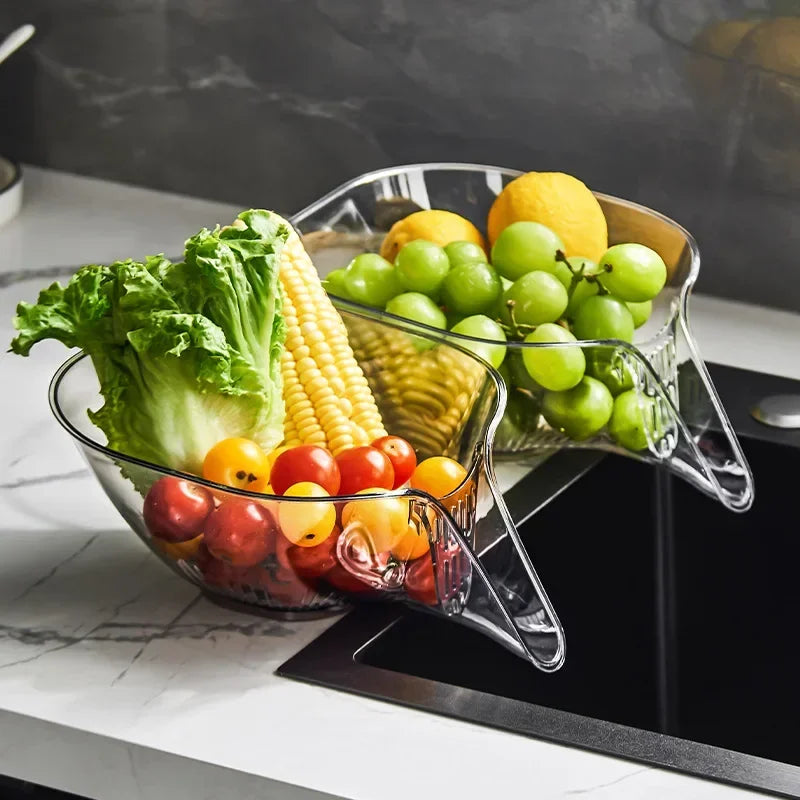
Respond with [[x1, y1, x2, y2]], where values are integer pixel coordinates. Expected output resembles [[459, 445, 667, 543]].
[[322, 218, 668, 452]]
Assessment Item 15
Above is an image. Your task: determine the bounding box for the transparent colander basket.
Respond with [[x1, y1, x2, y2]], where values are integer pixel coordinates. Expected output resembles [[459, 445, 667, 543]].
[[291, 163, 754, 513], [50, 308, 566, 672]]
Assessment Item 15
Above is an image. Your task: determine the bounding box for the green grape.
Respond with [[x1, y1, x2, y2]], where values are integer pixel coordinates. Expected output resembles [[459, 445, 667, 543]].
[[343, 254, 403, 306], [441, 261, 502, 315], [587, 350, 635, 396], [505, 349, 542, 393], [541, 376, 614, 441], [386, 291, 447, 353], [492, 276, 514, 319], [566, 278, 599, 319], [444, 240, 487, 267], [501, 271, 568, 328], [599, 243, 667, 302], [386, 291, 446, 328], [551, 260, 573, 290], [394, 240, 451, 297], [549, 255, 594, 294], [497, 365, 541, 439], [627, 299, 652, 328], [521, 323, 586, 391], [323, 268, 352, 299], [491, 221, 565, 281], [450, 315, 507, 368], [608, 389, 662, 451], [573, 295, 635, 342], [446, 309, 466, 329]]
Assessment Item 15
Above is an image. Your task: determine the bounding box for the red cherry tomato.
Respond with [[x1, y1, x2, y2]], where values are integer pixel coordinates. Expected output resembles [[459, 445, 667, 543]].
[[192, 541, 213, 572], [270, 445, 341, 496], [204, 501, 277, 567], [249, 562, 316, 605], [370, 436, 417, 488], [325, 564, 376, 595], [200, 549, 234, 588], [335, 447, 395, 495], [144, 477, 214, 542], [287, 527, 340, 579], [200, 555, 313, 606], [405, 554, 438, 606], [273, 529, 293, 571]]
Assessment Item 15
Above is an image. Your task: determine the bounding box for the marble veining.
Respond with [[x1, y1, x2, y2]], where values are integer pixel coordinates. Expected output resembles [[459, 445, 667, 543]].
[[563, 768, 651, 795], [10, 531, 99, 604], [0, 468, 297, 674], [0, 468, 89, 490]]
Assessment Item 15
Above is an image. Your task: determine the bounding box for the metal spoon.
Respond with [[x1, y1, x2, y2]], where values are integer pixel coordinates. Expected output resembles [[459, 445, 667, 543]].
[[0, 24, 35, 67]]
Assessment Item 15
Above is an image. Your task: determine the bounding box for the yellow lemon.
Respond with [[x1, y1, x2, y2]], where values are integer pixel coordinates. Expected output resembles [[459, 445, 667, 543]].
[[689, 18, 760, 98], [379, 209, 486, 263], [693, 18, 760, 60], [734, 17, 800, 78], [487, 172, 608, 262], [731, 17, 800, 192]]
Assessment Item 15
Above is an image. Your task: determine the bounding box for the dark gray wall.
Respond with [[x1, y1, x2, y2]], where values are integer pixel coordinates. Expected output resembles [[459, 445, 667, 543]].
[[1, 0, 799, 311]]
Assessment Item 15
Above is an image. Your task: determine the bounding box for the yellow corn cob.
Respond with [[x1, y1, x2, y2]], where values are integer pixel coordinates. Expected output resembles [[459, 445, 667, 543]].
[[277, 226, 387, 454]]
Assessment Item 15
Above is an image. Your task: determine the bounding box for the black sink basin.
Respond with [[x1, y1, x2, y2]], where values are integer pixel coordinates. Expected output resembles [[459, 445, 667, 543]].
[[279, 365, 800, 798]]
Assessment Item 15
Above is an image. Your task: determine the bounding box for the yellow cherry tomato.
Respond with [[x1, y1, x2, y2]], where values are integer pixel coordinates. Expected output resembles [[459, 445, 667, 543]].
[[341, 489, 410, 553], [248, 477, 273, 495], [278, 481, 336, 547], [391, 522, 430, 561], [203, 438, 271, 491], [409, 457, 467, 498], [151, 533, 204, 562]]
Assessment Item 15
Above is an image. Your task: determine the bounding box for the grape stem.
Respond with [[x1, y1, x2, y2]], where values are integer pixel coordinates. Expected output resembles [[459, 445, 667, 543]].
[[584, 273, 609, 296], [555, 250, 586, 300], [497, 300, 537, 340], [555, 249, 609, 296]]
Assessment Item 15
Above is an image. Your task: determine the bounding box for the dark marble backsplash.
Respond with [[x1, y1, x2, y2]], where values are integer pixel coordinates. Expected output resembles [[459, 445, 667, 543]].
[[1, 0, 799, 311]]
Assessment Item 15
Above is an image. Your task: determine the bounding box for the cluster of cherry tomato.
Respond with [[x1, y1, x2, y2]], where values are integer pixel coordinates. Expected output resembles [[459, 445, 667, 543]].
[[142, 434, 471, 607]]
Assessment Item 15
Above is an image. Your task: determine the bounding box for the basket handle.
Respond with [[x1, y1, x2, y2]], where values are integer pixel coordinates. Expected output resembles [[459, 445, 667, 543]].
[[453, 449, 566, 670], [611, 304, 754, 512], [334, 451, 565, 671]]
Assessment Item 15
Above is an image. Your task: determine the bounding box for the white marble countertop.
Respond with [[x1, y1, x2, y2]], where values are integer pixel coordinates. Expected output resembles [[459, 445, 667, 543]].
[[1, 166, 798, 800]]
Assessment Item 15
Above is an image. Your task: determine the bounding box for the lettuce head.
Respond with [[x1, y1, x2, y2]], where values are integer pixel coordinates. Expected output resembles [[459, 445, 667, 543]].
[[11, 210, 288, 475]]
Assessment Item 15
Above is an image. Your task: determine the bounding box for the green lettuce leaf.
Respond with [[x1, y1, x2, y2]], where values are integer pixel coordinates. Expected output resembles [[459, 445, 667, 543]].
[[11, 210, 289, 475]]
